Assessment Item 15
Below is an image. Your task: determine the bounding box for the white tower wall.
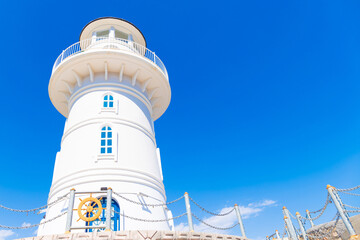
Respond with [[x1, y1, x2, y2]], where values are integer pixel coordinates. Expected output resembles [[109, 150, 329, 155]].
[[38, 18, 173, 236]]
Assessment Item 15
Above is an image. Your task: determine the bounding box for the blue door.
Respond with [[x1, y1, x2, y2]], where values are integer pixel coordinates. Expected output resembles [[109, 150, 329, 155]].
[[86, 198, 120, 232]]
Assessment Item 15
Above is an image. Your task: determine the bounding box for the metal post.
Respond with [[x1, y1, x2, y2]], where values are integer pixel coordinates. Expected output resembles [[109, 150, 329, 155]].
[[305, 210, 315, 228], [284, 216, 297, 240], [92, 32, 96, 44], [285, 225, 290, 239], [275, 230, 281, 239], [105, 187, 112, 231], [184, 192, 194, 231], [65, 188, 75, 233], [283, 207, 298, 240], [327, 185, 356, 236], [296, 212, 308, 240], [234, 204, 246, 237], [60, 50, 65, 62]]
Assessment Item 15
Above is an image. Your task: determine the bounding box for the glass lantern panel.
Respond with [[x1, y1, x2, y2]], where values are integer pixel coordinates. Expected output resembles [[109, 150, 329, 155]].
[[115, 30, 128, 39], [97, 30, 109, 38]]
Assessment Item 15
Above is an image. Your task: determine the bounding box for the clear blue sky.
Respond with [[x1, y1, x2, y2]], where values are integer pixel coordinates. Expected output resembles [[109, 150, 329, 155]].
[[0, 0, 360, 239]]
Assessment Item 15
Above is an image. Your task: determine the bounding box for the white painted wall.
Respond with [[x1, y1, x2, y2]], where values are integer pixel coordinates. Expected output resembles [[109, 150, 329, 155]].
[[38, 74, 172, 235]]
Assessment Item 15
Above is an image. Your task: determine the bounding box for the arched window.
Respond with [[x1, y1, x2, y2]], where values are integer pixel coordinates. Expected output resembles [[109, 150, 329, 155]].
[[103, 95, 114, 108], [86, 198, 120, 232], [101, 126, 112, 154]]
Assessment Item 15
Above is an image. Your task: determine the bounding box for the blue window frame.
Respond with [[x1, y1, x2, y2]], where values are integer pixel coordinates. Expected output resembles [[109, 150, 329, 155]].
[[101, 126, 112, 154], [103, 95, 114, 108], [86, 198, 120, 232]]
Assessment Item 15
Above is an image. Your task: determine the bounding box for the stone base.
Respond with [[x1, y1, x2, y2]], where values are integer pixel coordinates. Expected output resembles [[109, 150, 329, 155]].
[[17, 230, 247, 240], [307, 214, 360, 240]]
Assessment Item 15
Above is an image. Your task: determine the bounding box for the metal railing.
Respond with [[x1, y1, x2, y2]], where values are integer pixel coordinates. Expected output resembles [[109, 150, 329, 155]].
[[52, 37, 168, 78], [0, 190, 247, 236]]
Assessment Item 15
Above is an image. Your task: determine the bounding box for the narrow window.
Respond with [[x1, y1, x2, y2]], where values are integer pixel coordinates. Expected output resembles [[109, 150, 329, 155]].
[[103, 95, 114, 108], [100, 126, 112, 154]]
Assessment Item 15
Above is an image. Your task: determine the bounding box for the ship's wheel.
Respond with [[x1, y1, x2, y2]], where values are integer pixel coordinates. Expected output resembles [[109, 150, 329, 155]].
[[76, 194, 103, 222]]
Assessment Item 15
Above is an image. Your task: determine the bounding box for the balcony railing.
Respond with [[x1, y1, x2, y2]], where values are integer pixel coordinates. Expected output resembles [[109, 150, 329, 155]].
[[52, 37, 168, 78]]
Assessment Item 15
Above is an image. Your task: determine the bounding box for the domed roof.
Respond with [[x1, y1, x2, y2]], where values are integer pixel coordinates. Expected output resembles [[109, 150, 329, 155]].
[[79, 17, 147, 47]]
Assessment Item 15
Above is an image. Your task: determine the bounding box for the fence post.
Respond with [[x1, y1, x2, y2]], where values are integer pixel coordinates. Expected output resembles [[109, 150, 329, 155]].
[[65, 188, 75, 233], [327, 185, 356, 236], [295, 212, 308, 240], [275, 230, 281, 239], [285, 225, 290, 239], [105, 187, 112, 231], [305, 210, 315, 228], [283, 207, 298, 240], [234, 204, 246, 237], [184, 192, 194, 231]]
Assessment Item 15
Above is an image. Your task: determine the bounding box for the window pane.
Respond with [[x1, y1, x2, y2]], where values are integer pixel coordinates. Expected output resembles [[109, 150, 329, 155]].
[[101, 148, 106, 154], [104, 102, 108, 108], [100, 209, 105, 218], [107, 127, 112, 131], [101, 132, 106, 138], [104, 95, 108, 100], [97, 30, 109, 37], [109, 95, 113, 100], [109, 102, 113, 108], [115, 30, 128, 39], [107, 147, 112, 153], [107, 140, 112, 146], [108, 132, 112, 138], [101, 140, 106, 146]]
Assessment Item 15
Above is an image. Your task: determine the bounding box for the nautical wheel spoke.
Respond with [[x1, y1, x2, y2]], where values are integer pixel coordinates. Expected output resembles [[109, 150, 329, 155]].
[[76, 194, 103, 223]]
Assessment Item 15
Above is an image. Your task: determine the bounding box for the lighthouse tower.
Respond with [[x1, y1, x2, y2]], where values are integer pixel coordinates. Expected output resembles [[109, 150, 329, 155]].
[[38, 17, 172, 235]]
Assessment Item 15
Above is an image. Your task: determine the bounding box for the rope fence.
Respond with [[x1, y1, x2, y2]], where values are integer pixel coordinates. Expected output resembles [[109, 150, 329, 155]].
[[0, 191, 245, 235], [2, 183, 360, 237], [298, 194, 331, 221], [113, 191, 184, 207], [0, 193, 68, 214], [307, 214, 340, 239], [114, 210, 187, 222], [268, 184, 360, 240], [191, 213, 239, 230], [189, 196, 236, 216], [0, 211, 67, 229]]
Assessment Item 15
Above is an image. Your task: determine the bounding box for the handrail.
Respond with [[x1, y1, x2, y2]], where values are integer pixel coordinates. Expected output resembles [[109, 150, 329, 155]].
[[52, 37, 168, 78]]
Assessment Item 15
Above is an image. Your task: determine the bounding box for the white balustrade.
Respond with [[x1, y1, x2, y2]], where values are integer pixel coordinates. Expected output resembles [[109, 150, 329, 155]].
[[52, 37, 168, 78]]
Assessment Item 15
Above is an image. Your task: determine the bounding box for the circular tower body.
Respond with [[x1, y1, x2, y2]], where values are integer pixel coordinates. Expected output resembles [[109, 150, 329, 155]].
[[37, 17, 172, 235]]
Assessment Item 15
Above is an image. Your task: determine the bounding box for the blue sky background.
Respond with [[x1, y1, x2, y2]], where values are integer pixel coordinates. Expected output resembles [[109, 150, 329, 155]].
[[0, 0, 360, 239]]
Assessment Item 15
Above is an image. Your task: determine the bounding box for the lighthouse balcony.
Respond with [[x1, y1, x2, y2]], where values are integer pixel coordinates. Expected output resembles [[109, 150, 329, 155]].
[[52, 37, 168, 79], [49, 35, 171, 120]]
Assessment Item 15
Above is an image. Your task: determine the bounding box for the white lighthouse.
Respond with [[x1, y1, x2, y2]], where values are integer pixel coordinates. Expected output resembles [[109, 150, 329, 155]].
[[38, 17, 173, 235]]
